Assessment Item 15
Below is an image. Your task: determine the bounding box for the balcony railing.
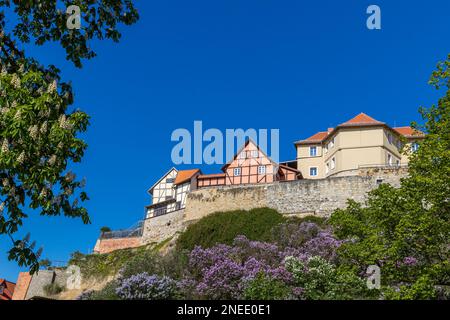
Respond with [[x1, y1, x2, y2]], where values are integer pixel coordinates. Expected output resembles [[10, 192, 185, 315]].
[[100, 221, 143, 239]]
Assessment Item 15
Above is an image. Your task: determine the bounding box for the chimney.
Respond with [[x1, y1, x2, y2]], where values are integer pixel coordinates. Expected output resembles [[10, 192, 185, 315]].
[[327, 127, 333, 134]]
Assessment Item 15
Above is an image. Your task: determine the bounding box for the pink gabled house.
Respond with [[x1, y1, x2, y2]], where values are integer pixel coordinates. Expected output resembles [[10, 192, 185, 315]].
[[197, 139, 300, 187]]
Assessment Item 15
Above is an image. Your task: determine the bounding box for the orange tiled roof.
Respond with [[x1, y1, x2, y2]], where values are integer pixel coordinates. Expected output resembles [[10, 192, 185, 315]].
[[393, 126, 425, 138], [295, 113, 387, 145], [340, 112, 384, 126], [174, 169, 201, 185], [295, 131, 329, 144], [305, 131, 329, 142]]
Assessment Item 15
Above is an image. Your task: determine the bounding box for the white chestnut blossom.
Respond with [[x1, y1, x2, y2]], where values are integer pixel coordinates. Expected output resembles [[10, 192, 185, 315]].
[[11, 74, 21, 88], [1, 139, 9, 153], [17, 151, 25, 164], [29, 125, 39, 140]]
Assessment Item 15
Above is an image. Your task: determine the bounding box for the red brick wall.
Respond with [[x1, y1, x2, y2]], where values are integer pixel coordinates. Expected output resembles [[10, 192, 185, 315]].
[[93, 237, 141, 254], [12, 272, 32, 300]]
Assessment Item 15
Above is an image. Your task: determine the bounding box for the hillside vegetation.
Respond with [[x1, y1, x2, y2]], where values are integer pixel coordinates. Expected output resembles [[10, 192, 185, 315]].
[[176, 208, 324, 250]]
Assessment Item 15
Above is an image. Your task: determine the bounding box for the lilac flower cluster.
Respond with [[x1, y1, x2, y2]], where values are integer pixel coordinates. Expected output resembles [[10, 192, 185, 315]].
[[115, 272, 178, 300], [75, 290, 94, 300], [184, 223, 342, 299], [112, 221, 344, 300], [396, 256, 419, 267]]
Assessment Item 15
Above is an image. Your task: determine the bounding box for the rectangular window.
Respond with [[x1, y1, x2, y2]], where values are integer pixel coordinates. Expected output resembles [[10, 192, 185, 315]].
[[324, 145, 328, 154], [233, 167, 241, 176], [396, 159, 400, 166], [331, 157, 336, 170], [310, 167, 318, 177], [325, 163, 330, 174], [309, 146, 317, 157], [258, 165, 266, 175], [251, 150, 259, 158], [238, 151, 246, 159], [387, 153, 392, 165], [411, 142, 419, 152], [328, 138, 335, 149], [388, 133, 393, 144], [166, 178, 175, 183]]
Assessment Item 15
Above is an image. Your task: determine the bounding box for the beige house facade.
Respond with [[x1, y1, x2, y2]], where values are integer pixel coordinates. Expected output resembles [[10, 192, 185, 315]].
[[294, 113, 424, 179]]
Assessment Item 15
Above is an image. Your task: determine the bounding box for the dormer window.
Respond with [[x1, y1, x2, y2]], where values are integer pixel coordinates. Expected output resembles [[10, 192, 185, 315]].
[[309, 146, 317, 157]]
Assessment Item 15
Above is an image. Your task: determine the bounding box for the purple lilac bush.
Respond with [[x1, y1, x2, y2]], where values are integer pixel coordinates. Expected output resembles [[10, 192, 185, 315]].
[[183, 222, 343, 299], [110, 221, 346, 300], [115, 272, 178, 300]]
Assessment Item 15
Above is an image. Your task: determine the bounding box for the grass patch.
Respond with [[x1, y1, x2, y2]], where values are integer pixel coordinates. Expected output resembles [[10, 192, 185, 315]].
[[176, 207, 286, 250]]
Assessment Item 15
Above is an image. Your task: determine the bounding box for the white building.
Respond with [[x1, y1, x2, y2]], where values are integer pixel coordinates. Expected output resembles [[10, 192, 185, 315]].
[[146, 168, 201, 218]]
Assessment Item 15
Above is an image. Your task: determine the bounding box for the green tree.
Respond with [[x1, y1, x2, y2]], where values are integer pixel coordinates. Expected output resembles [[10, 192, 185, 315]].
[[0, 1, 139, 273], [39, 258, 52, 270], [100, 226, 111, 234], [330, 54, 450, 299]]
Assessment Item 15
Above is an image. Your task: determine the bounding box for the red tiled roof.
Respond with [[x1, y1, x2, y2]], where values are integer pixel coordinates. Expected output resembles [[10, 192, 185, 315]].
[[340, 112, 384, 126], [0, 279, 16, 300], [393, 126, 425, 138], [174, 169, 201, 185]]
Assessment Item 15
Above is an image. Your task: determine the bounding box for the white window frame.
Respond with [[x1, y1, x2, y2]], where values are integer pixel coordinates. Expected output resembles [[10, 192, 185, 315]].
[[325, 162, 330, 174], [233, 167, 241, 176], [309, 146, 317, 157], [251, 150, 259, 158], [309, 167, 318, 177], [328, 137, 335, 149], [411, 142, 419, 152], [387, 153, 393, 166], [258, 165, 266, 175], [331, 157, 336, 170]]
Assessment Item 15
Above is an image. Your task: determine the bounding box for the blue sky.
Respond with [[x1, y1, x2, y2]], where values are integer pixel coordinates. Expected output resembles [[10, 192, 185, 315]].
[[1, 0, 449, 281]]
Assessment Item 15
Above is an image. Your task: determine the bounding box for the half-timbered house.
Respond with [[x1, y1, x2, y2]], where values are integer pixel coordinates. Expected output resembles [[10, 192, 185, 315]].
[[197, 139, 300, 187], [146, 168, 201, 218]]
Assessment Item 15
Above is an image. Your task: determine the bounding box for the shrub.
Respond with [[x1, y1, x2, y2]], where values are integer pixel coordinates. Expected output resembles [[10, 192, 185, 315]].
[[91, 281, 121, 300], [243, 272, 291, 300], [186, 236, 292, 299], [68, 246, 149, 279], [76, 290, 94, 300], [176, 208, 285, 250], [285, 255, 376, 300], [118, 248, 190, 280], [43, 283, 64, 296], [116, 273, 179, 300], [383, 275, 437, 300]]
